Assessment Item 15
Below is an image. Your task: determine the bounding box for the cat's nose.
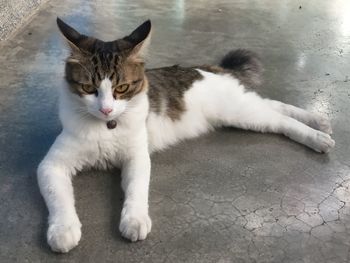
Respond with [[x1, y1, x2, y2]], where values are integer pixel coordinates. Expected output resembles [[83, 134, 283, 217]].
[[99, 108, 113, 116]]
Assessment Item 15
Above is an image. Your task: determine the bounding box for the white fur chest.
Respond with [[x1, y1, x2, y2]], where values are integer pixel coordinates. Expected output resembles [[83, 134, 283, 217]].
[[58, 89, 149, 171], [89, 126, 132, 169]]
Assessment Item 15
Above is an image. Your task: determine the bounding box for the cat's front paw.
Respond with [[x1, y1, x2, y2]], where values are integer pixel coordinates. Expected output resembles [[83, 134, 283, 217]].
[[119, 208, 152, 242], [47, 222, 82, 253]]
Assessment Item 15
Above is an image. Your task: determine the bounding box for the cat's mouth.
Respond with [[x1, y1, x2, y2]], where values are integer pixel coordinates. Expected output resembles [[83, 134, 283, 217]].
[[86, 107, 124, 125], [89, 109, 119, 122]]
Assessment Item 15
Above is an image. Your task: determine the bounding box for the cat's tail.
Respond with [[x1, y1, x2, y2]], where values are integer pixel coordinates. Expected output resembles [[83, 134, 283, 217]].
[[219, 49, 263, 88]]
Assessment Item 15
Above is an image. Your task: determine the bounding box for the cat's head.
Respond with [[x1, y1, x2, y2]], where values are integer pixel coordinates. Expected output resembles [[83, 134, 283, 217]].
[[57, 18, 151, 121]]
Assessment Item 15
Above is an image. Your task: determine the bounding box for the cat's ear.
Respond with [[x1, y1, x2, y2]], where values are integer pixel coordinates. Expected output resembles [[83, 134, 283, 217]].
[[123, 20, 152, 59], [57, 17, 92, 53]]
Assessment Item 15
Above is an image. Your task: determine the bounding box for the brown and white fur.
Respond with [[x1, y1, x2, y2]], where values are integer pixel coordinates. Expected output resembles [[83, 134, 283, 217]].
[[37, 18, 335, 253]]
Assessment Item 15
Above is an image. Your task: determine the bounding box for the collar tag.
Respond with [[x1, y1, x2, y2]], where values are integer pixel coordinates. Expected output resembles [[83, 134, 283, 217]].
[[107, 120, 117, 129]]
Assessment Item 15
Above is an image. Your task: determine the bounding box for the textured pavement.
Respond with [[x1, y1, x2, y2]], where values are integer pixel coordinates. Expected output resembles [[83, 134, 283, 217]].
[[1, 0, 350, 262], [0, 0, 48, 40]]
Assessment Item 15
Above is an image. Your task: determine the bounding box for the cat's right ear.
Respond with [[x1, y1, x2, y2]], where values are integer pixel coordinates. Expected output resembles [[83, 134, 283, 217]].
[[57, 17, 87, 53], [123, 20, 152, 59]]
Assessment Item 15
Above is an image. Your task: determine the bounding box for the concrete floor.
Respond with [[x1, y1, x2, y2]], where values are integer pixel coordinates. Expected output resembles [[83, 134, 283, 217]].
[[1, 0, 350, 262], [0, 0, 49, 40]]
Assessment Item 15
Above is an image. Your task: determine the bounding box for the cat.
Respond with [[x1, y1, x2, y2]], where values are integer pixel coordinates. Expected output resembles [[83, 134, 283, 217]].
[[37, 18, 335, 253]]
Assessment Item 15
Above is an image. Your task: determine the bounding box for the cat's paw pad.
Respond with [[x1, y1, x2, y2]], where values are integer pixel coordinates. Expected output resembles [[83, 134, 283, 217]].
[[313, 131, 335, 153], [313, 114, 332, 135], [119, 210, 152, 242], [47, 222, 82, 253]]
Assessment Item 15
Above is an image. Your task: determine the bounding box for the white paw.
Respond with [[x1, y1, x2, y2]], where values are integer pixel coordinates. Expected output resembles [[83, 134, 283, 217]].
[[119, 209, 152, 242], [47, 222, 82, 253], [313, 114, 332, 135], [311, 131, 335, 153]]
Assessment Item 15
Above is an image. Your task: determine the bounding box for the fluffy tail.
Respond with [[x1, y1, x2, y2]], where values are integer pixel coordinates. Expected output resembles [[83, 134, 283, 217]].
[[219, 49, 263, 88]]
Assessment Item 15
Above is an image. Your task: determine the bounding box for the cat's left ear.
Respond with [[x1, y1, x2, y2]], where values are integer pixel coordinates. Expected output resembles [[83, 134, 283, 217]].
[[123, 20, 152, 59], [56, 17, 93, 54]]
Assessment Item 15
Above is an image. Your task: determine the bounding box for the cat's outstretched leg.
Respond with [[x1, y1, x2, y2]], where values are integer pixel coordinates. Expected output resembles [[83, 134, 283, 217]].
[[274, 114, 334, 153], [119, 135, 152, 242], [37, 134, 82, 253], [266, 100, 332, 135], [222, 105, 335, 153]]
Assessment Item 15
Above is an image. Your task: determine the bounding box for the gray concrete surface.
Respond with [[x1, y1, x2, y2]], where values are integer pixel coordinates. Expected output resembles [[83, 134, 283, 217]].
[[0, 0, 49, 40], [1, 0, 350, 262]]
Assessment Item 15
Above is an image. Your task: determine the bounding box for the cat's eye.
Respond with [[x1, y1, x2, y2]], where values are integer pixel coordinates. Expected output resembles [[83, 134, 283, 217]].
[[115, 84, 129, 94], [82, 84, 97, 95]]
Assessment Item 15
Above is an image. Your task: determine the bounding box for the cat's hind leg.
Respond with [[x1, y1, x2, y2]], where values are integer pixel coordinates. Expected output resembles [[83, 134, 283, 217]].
[[219, 100, 335, 153], [188, 71, 334, 152], [266, 100, 332, 135]]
